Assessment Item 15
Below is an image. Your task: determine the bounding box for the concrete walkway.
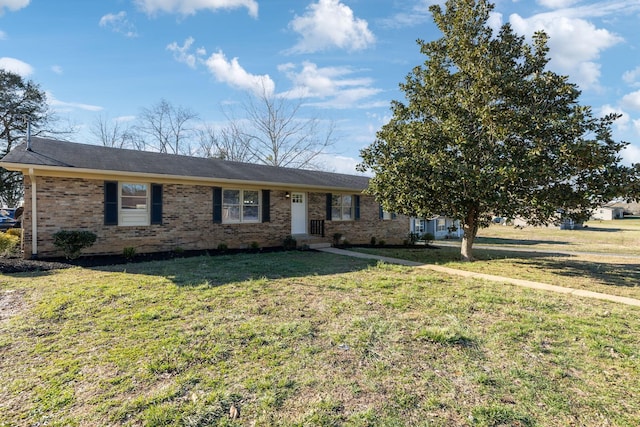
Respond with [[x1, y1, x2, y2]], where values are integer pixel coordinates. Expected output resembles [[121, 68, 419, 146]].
[[317, 247, 640, 308]]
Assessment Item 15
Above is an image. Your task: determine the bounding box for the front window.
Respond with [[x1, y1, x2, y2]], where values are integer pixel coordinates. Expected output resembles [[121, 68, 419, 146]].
[[332, 194, 353, 221], [120, 183, 149, 226], [223, 189, 260, 223], [436, 218, 446, 232]]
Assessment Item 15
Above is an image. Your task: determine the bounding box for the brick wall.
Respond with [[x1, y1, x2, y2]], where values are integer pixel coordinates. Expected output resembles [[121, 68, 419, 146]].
[[21, 176, 410, 258]]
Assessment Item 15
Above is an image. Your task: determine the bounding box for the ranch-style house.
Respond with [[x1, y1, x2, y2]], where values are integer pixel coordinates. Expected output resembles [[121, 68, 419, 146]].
[[0, 137, 409, 259]]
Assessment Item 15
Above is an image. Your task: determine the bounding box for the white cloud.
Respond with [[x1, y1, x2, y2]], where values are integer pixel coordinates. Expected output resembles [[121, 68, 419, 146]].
[[317, 153, 364, 175], [537, 0, 580, 8], [623, 66, 640, 87], [0, 0, 29, 15], [622, 141, 640, 165], [204, 50, 274, 96], [0, 57, 33, 76], [46, 92, 103, 112], [277, 61, 382, 109], [167, 37, 205, 68], [99, 11, 138, 38], [509, 12, 622, 90], [134, 0, 258, 18], [599, 104, 630, 133], [288, 0, 375, 53], [51, 65, 63, 74], [0, 30, 6, 40], [621, 90, 640, 111]]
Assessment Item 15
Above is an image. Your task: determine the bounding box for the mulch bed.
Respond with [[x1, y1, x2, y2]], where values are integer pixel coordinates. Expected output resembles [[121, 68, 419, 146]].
[[0, 247, 285, 274]]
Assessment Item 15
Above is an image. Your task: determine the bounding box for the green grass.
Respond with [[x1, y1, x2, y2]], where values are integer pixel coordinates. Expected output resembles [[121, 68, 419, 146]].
[[355, 218, 640, 300], [475, 217, 640, 255], [1, 251, 639, 426]]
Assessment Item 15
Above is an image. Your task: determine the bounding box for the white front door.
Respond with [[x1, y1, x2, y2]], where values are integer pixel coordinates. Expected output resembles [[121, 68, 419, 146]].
[[291, 192, 307, 234]]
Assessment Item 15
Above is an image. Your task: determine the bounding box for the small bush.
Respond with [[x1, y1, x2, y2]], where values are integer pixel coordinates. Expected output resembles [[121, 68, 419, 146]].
[[123, 246, 137, 260], [0, 232, 20, 255], [422, 232, 435, 245], [378, 239, 385, 246], [52, 230, 97, 259], [332, 233, 343, 247], [283, 235, 297, 250], [370, 236, 376, 246], [250, 241, 260, 250], [217, 243, 228, 252], [407, 232, 421, 245], [6, 228, 22, 238]]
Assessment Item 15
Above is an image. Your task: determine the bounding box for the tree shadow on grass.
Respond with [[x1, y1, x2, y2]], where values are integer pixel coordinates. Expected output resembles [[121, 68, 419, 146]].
[[477, 249, 640, 290], [529, 258, 640, 289], [474, 237, 571, 246], [95, 250, 380, 287]]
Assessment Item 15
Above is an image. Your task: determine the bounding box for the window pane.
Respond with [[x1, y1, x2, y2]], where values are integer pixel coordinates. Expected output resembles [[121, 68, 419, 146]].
[[342, 195, 352, 208], [331, 195, 341, 206], [243, 206, 259, 221], [342, 207, 352, 220], [223, 206, 240, 221], [332, 207, 341, 220], [223, 190, 240, 204], [121, 183, 147, 209], [243, 190, 259, 205]]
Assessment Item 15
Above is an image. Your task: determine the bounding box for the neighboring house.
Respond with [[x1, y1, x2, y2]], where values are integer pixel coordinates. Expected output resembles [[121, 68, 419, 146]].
[[591, 206, 625, 220], [0, 137, 409, 259], [411, 216, 462, 240]]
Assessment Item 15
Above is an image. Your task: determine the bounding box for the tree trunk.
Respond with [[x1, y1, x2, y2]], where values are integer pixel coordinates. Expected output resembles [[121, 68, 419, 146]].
[[460, 208, 479, 261]]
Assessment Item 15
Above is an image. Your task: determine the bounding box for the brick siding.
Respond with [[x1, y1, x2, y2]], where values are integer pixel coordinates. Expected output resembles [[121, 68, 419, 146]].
[[21, 176, 410, 258]]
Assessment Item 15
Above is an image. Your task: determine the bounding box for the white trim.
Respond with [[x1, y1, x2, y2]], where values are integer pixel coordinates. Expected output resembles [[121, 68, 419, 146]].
[[29, 168, 37, 257]]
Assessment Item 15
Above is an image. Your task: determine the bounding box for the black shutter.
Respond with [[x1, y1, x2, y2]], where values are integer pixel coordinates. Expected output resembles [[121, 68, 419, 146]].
[[379, 205, 383, 219], [104, 181, 118, 226], [326, 193, 332, 220], [354, 195, 360, 220], [151, 184, 163, 225], [213, 187, 222, 223], [262, 190, 270, 223]]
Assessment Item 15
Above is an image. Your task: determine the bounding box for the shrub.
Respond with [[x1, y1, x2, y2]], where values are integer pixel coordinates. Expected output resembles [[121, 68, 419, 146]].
[[422, 232, 435, 245], [283, 235, 297, 250], [0, 232, 20, 255], [407, 232, 421, 245], [6, 228, 22, 238], [52, 230, 97, 259], [378, 240, 385, 246], [217, 243, 228, 252], [332, 233, 343, 247], [370, 236, 376, 246], [123, 246, 136, 260], [250, 241, 260, 250]]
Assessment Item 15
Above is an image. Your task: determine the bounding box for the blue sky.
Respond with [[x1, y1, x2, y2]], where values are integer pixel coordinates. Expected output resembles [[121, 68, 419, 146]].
[[2, 0, 640, 174]]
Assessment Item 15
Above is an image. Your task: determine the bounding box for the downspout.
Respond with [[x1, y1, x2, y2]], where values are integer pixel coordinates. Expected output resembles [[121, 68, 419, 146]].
[[28, 168, 38, 258]]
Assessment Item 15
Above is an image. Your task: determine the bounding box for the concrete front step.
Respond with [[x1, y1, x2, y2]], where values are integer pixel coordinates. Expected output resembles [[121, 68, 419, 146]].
[[291, 234, 331, 249]]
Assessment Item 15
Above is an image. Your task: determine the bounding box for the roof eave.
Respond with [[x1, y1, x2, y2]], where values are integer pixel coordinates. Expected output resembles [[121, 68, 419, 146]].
[[0, 162, 368, 193]]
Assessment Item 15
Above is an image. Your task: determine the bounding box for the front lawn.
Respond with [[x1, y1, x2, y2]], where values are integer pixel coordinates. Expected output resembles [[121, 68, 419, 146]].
[[1, 251, 638, 426]]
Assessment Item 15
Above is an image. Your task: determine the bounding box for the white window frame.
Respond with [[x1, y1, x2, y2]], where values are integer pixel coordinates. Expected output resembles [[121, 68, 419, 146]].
[[120, 182, 149, 226], [436, 218, 447, 232], [332, 194, 353, 221], [222, 189, 261, 223]]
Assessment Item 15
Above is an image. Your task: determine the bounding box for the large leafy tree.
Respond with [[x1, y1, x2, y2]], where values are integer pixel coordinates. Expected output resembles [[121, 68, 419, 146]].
[[0, 70, 50, 206], [359, 0, 635, 261]]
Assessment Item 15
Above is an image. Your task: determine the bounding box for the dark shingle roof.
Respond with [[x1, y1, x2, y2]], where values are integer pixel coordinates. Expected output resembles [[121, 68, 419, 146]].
[[1, 137, 370, 191]]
